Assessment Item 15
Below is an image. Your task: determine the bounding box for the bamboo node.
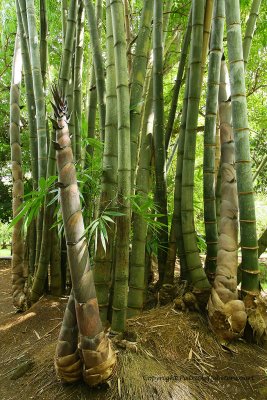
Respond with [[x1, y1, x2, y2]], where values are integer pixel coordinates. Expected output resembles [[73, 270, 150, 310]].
[[239, 220, 256, 223], [241, 246, 258, 250], [240, 268, 260, 275]]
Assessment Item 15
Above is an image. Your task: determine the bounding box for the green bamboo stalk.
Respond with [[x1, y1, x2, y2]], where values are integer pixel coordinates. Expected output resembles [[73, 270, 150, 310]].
[[31, 128, 57, 303], [129, 0, 153, 189], [16, 0, 38, 189], [253, 153, 267, 182], [61, 0, 68, 49], [181, 0, 211, 298], [40, 0, 48, 89], [10, 31, 26, 311], [128, 71, 153, 317], [164, 73, 189, 287], [110, 0, 131, 333], [74, 0, 85, 161], [84, 0, 106, 141], [66, 36, 76, 159], [243, 0, 262, 69], [25, 0, 47, 181], [83, 0, 103, 226], [225, 0, 260, 295], [258, 228, 267, 257], [93, 0, 118, 323], [203, 0, 224, 282], [153, 0, 168, 286], [123, 0, 132, 73], [52, 87, 116, 385], [50, 225, 62, 296], [165, 8, 191, 152], [59, 0, 78, 95]]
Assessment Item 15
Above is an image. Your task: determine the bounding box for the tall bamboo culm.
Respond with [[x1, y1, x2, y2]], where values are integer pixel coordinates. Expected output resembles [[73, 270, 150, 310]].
[[129, 0, 153, 188], [84, 0, 106, 141], [153, 0, 168, 286], [110, 0, 131, 333], [225, 0, 260, 296], [181, 0, 211, 301], [10, 32, 26, 311], [93, 0, 118, 323], [203, 0, 224, 281]]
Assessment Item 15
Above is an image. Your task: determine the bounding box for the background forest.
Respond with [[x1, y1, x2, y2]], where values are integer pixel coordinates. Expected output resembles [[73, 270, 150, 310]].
[[0, 0, 267, 397]]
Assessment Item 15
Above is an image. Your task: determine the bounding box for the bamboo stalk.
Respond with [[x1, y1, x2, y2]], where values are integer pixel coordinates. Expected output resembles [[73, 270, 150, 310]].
[[203, 0, 224, 281], [110, 0, 131, 333], [181, 0, 211, 298], [10, 31, 26, 311], [225, 0, 260, 296]]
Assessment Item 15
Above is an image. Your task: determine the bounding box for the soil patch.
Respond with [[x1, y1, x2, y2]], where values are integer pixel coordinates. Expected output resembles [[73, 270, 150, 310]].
[[0, 259, 267, 400]]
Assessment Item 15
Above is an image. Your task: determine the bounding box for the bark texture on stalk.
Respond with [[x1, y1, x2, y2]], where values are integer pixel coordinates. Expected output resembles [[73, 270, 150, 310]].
[[110, 0, 131, 333], [181, 0, 210, 300], [52, 87, 116, 385], [10, 32, 26, 311], [225, 0, 260, 296], [93, 0, 118, 323], [153, 0, 168, 286], [203, 0, 224, 282], [208, 58, 247, 341]]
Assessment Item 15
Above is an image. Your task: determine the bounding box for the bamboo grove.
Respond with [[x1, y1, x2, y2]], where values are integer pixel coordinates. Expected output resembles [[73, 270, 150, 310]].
[[7, 0, 267, 386]]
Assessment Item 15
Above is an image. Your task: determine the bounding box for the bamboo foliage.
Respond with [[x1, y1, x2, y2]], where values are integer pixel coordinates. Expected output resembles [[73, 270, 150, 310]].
[[10, 32, 26, 311]]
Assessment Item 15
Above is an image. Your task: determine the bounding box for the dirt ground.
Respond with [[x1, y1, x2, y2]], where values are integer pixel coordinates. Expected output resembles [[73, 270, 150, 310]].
[[1, 259, 267, 400]]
